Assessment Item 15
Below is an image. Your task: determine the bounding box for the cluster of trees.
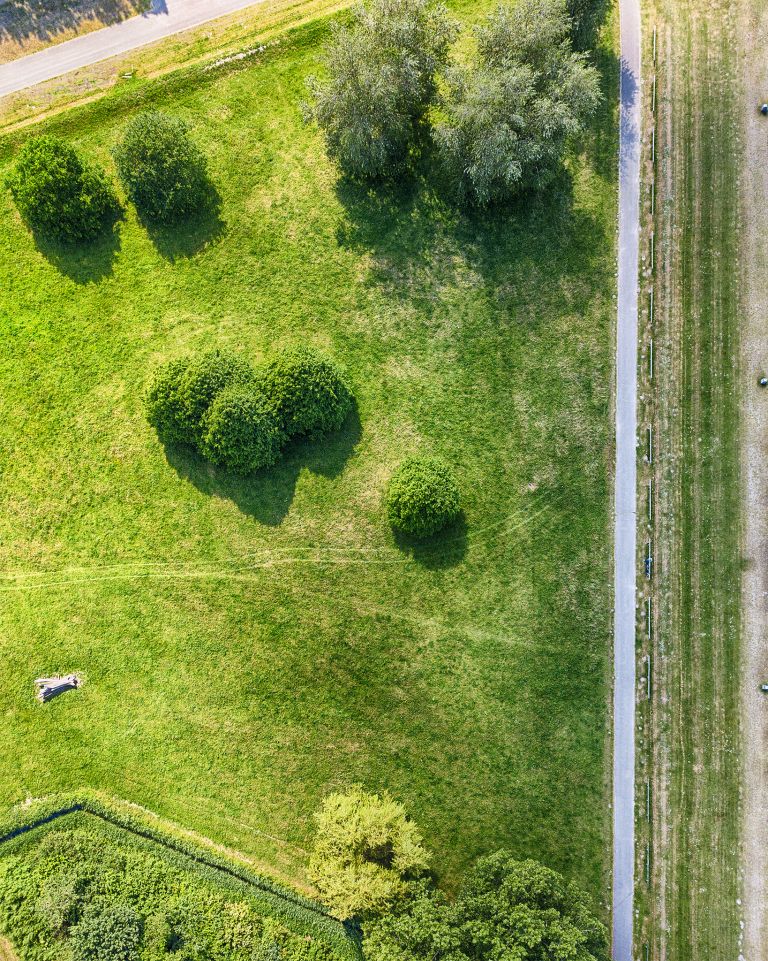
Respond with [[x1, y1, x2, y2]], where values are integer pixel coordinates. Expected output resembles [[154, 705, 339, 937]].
[[5, 111, 211, 243], [309, 788, 609, 961], [306, 0, 602, 206], [145, 345, 354, 474]]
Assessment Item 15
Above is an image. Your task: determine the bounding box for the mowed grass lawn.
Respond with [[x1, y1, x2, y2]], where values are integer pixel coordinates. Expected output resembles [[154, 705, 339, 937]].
[[0, 5, 617, 904]]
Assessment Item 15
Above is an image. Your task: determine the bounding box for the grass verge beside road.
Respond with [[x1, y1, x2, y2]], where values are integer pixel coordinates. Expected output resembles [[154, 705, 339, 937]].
[[640, 1, 743, 956]]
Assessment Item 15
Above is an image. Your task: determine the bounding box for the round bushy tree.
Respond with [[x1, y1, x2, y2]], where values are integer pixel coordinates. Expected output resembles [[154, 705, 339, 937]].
[[176, 349, 255, 443], [71, 903, 142, 961], [113, 112, 210, 223], [385, 456, 460, 537], [200, 386, 285, 474], [364, 852, 609, 961], [257, 345, 353, 438], [309, 787, 430, 921], [6, 136, 118, 242], [434, 0, 602, 206], [144, 357, 191, 445]]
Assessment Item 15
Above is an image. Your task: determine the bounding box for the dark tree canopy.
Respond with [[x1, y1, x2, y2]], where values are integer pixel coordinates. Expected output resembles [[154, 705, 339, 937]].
[[256, 344, 353, 438], [71, 903, 141, 961], [6, 136, 118, 243], [113, 112, 210, 223], [306, 0, 457, 179], [199, 385, 285, 474], [435, 0, 602, 206], [364, 851, 609, 961]]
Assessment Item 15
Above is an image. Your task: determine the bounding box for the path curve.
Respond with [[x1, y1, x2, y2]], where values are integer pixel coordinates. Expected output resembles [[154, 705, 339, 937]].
[[612, 0, 641, 959], [0, 0, 264, 97]]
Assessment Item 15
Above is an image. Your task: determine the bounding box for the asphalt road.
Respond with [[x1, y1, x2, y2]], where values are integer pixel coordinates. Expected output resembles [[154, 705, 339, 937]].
[[0, 0, 264, 97], [612, 0, 641, 958]]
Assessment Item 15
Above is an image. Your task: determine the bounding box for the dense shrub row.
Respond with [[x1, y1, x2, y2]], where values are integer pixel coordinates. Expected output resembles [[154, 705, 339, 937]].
[[5, 112, 211, 243], [144, 346, 354, 475], [0, 794, 357, 960]]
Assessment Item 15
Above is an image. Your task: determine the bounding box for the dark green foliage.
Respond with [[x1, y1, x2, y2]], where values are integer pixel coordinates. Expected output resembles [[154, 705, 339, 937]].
[[305, 0, 457, 179], [385, 456, 460, 537], [363, 852, 608, 961], [113, 112, 210, 223], [5, 136, 118, 242], [435, 0, 602, 206], [566, 0, 607, 47], [200, 386, 285, 474], [257, 345, 353, 438], [144, 357, 192, 445], [176, 350, 255, 444], [71, 903, 142, 961]]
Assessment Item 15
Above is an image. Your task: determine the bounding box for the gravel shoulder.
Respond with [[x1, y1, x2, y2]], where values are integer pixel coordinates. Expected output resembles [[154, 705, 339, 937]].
[[739, 1, 768, 955]]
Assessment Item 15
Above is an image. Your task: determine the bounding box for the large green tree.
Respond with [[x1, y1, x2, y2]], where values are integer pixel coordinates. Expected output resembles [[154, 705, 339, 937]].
[[364, 851, 608, 961], [435, 0, 602, 206], [308, 788, 430, 920], [305, 0, 457, 179]]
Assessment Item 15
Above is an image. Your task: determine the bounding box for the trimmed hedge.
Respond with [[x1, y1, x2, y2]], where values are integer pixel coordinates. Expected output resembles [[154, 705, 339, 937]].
[[144, 345, 353, 475], [6, 136, 118, 243], [0, 792, 360, 960], [112, 112, 210, 223], [257, 345, 353, 438], [385, 456, 461, 537]]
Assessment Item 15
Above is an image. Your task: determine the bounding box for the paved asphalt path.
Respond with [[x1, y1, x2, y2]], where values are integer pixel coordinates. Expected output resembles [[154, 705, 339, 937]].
[[613, 0, 641, 958], [0, 0, 265, 97]]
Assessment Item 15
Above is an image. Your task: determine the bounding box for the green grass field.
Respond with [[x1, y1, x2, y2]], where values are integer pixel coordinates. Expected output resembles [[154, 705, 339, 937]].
[[0, 3, 618, 905]]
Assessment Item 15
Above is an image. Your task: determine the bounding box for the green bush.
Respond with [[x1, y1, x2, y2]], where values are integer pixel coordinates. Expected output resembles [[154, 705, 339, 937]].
[[176, 349, 255, 444], [6, 136, 118, 242], [71, 902, 142, 961], [144, 357, 192, 445], [308, 788, 430, 921], [257, 345, 353, 438], [385, 456, 460, 537], [200, 386, 285, 474], [113, 112, 210, 223], [363, 852, 609, 961]]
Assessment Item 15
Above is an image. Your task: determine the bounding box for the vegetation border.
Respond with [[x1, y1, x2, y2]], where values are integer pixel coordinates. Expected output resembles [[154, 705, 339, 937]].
[[0, 792, 361, 959]]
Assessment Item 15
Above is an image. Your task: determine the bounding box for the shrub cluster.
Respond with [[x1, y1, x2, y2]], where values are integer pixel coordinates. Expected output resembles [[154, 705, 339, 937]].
[[5, 136, 118, 243], [0, 821, 347, 961], [112, 112, 211, 224], [385, 455, 461, 537], [145, 345, 353, 474]]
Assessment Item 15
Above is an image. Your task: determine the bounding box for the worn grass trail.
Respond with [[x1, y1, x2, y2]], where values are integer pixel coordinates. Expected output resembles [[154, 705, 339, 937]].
[[643, 1, 743, 957]]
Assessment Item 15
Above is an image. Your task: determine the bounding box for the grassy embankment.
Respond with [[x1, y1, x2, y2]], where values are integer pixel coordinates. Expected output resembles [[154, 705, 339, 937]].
[[639, 1, 743, 956], [0, 0, 618, 908]]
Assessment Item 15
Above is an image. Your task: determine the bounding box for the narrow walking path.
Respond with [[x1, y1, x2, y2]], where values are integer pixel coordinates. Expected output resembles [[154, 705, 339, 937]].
[[613, 0, 641, 958], [0, 0, 264, 97]]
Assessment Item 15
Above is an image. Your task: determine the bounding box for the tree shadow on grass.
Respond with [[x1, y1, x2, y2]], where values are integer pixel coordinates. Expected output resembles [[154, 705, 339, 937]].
[[392, 513, 468, 570], [164, 404, 362, 526], [141, 180, 226, 262], [32, 215, 123, 284]]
